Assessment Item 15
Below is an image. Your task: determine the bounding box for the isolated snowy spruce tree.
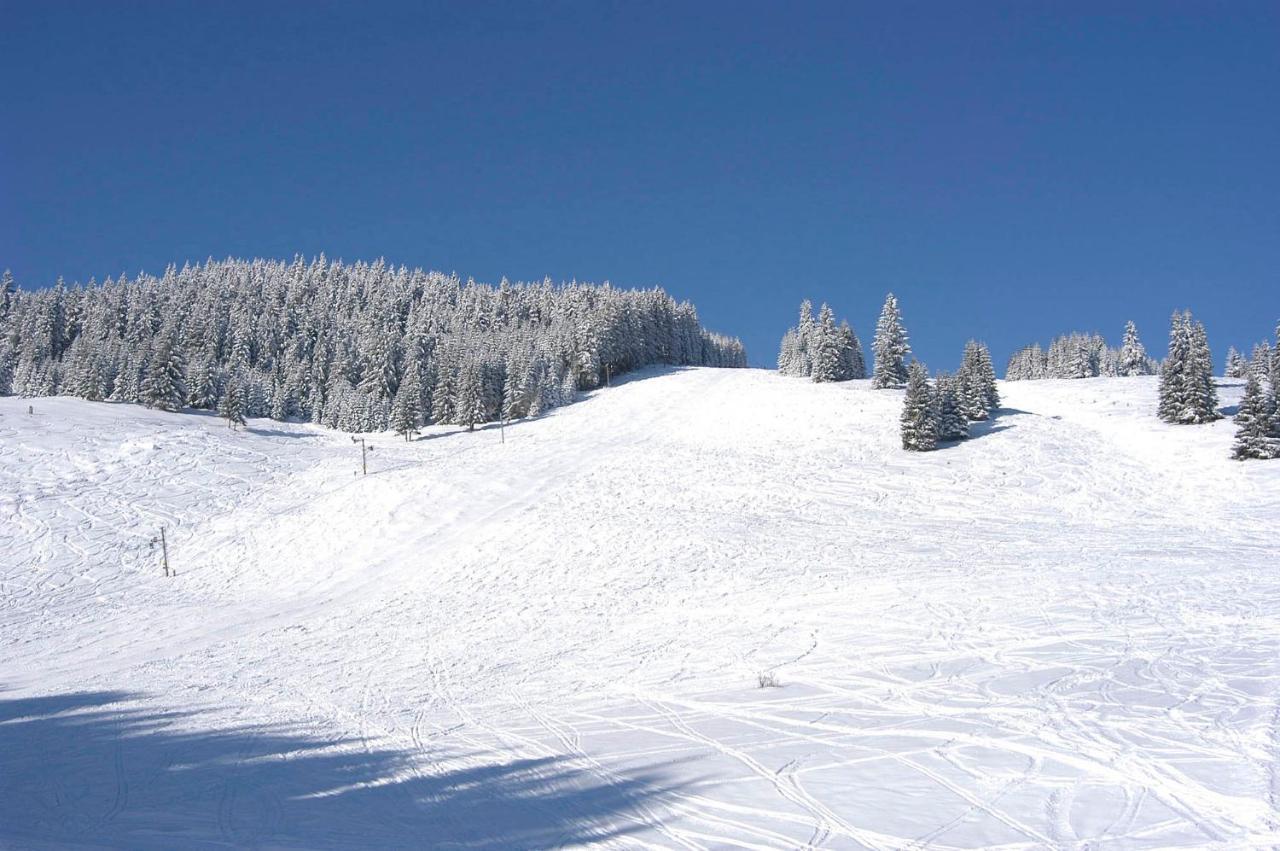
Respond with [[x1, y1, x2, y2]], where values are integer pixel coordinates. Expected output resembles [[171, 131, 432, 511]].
[[1231, 372, 1279, 460], [872, 293, 911, 389], [957, 341, 998, 421], [934, 372, 969, 442], [1158, 311, 1219, 424], [900, 362, 938, 451], [1118, 321, 1150, 377], [141, 336, 187, 412]]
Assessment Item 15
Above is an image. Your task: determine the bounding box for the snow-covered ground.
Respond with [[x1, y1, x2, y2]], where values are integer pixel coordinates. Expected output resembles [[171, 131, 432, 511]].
[[2, 369, 1278, 849]]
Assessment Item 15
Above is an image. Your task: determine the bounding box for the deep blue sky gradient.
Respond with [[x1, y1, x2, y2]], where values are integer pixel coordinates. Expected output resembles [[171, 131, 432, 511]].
[[2, 1, 1277, 370]]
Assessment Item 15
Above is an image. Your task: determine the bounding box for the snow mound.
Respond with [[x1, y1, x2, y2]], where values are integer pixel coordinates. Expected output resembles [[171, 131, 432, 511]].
[[2, 370, 1278, 848]]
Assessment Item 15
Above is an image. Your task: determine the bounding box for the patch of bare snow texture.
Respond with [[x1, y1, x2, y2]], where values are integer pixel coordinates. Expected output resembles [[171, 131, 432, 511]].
[[2, 370, 1278, 848]]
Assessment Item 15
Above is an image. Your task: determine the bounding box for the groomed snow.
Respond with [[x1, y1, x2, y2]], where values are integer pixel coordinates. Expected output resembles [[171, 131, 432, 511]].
[[2, 369, 1278, 849]]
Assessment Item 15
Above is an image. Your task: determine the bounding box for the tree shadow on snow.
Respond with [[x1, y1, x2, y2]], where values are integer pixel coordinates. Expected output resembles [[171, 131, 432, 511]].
[[1219, 404, 1240, 418], [936, 417, 1015, 450], [0, 690, 685, 849]]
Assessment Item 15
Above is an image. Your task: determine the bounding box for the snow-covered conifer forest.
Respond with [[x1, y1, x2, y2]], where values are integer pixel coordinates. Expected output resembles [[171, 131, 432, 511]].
[[1004, 321, 1160, 380], [0, 259, 746, 432]]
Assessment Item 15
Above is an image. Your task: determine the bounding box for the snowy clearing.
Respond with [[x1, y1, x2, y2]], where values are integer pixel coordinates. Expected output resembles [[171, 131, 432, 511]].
[[2, 369, 1279, 849]]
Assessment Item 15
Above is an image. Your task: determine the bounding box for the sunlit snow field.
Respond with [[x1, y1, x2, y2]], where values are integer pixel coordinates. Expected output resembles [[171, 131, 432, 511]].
[[2, 369, 1278, 848]]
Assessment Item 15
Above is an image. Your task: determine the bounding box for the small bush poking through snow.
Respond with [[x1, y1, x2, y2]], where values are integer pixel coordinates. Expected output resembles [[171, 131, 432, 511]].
[[757, 671, 781, 689]]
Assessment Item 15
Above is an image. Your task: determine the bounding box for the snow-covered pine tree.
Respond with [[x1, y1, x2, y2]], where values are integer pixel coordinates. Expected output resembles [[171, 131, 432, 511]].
[[218, 381, 246, 429], [1251, 342, 1273, 381], [837, 320, 866, 380], [1159, 311, 1219, 424], [1272, 320, 1280, 391], [777, 328, 799, 375], [1224, 347, 1248, 378], [900, 361, 938, 451], [187, 356, 218, 409], [975, 341, 999, 413], [431, 367, 455, 426], [1231, 372, 1278, 460], [1157, 312, 1189, 423], [795, 300, 814, 378], [934, 372, 968, 441], [454, 360, 484, 432], [1118, 321, 1150, 376], [390, 385, 420, 441], [141, 336, 187, 412], [811, 304, 842, 383], [1188, 318, 1220, 420], [957, 341, 998, 421], [0, 269, 12, 320], [872, 293, 910, 389]]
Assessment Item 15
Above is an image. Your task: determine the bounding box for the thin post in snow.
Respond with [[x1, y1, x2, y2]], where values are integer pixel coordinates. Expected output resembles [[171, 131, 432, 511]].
[[351, 436, 371, 475], [151, 528, 170, 577]]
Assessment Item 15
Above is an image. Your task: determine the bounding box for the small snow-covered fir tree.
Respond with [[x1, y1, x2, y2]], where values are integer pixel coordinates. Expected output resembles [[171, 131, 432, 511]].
[[218, 381, 246, 429], [1272, 320, 1280, 376], [0, 269, 12, 319], [975, 341, 999, 413], [1224, 347, 1248, 379], [1188, 318, 1219, 419], [187, 356, 218, 409], [1271, 320, 1280, 390], [934, 372, 968, 442], [454, 361, 484, 431], [872, 293, 910, 389], [837, 320, 866, 379], [900, 361, 938, 451], [811, 304, 842, 383], [1231, 372, 1278, 460], [141, 337, 187, 412], [1118, 321, 1150, 376], [1251, 342, 1273, 381], [957, 341, 998, 421], [390, 388, 420, 441]]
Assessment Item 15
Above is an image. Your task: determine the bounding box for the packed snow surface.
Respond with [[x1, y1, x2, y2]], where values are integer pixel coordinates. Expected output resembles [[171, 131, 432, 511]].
[[2, 369, 1278, 849]]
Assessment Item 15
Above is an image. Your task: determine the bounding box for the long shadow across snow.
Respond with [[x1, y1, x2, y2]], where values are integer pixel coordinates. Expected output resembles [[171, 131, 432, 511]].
[[0, 690, 684, 849]]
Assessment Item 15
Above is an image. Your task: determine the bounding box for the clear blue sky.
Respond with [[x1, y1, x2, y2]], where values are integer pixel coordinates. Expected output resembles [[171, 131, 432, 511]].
[[2, 1, 1277, 370]]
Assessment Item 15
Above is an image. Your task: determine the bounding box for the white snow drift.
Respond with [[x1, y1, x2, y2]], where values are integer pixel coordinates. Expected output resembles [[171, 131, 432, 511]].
[[2, 369, 1278, 849]]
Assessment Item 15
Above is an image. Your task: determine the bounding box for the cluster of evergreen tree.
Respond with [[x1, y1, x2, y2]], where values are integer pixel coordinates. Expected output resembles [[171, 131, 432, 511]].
[[777, 292, 913, 389], [0, 259, 746, 433], [1224, 335, 1278, 384], [900, 341, 999, 451], [1156, 310, 1219, 425], [1004, 321, 1158, 380], [776, 300, 866, 382], [1229, 320, 1280, 461]]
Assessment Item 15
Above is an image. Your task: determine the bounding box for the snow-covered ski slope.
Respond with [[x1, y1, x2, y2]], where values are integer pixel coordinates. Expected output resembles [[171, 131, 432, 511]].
[[2, 369, 1278, 850]]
